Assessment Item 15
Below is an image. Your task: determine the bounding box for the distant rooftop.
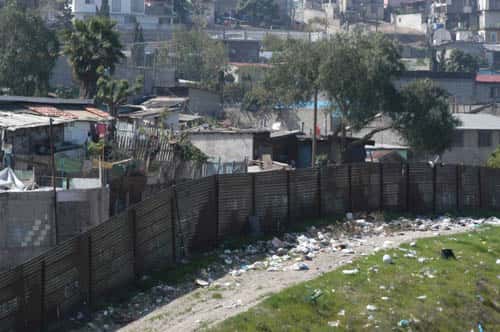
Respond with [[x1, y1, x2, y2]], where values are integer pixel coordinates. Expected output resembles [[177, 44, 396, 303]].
[[454, 113, 500, 130], [0, 111, 74, 131], [0, 95, 93, 105]]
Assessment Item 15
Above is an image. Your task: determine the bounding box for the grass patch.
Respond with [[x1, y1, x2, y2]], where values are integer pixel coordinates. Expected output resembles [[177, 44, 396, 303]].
[[212, 293, 223, 300], [211, 226, 500, 331]]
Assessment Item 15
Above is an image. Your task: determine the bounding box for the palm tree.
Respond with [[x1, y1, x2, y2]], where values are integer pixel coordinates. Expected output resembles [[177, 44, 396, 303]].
[[62, 17, 124, 98]]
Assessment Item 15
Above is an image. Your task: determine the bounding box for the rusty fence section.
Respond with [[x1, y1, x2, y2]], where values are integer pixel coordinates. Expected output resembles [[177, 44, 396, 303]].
[[0, 162, 496, 332]]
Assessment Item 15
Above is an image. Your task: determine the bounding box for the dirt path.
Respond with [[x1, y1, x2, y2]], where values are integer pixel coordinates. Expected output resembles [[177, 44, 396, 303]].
[[118, 226, 476, 332]]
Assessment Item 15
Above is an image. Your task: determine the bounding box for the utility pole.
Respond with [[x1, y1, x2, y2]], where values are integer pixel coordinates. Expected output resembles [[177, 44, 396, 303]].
[[49, 118, 59, 245]]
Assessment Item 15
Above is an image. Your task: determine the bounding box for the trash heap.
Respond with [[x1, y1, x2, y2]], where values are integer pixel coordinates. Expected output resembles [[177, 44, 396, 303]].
[[68, 215, 500, 330]]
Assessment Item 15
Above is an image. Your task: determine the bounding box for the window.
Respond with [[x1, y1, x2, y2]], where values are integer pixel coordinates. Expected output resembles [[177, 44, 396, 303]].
[[112, 0, 121, 12], [478, 131, 492, 147], [452, 131, 464, 147], [131, 0, 144, 13], [490, 87, 500, 98]]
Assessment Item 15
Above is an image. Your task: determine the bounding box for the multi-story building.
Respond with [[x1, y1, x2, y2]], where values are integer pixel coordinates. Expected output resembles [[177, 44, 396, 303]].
[[431, 0, 475, 30], [72, 0, 174, 25], [478, 0, 500, 42], [339, 0, 384, 22]]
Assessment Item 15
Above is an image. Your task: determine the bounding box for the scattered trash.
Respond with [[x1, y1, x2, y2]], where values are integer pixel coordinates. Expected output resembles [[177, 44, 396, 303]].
[[308, 289, 323, 303], [271, 237, 284, 249], [366, 304, 377, 311], [346, 212, 353, 220], [338, 309, 345, 316], [441, 249, 456, 260], [342, 268, 359, 275], [398, 319, 410, 327], [410, 241, 416, 247], [292, 262, 309, 271], [381, 296, 389, 301], [328, 320, 340, 327], [383, 254, 393, 264], [195, 279, 209, 287], [496, 259, 500, 265], [416, 295, 427, 300]]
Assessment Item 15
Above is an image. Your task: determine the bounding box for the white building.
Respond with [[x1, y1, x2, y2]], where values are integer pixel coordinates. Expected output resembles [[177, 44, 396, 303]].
[[72, 0, 174, 25], [478, 0, 500, 42]]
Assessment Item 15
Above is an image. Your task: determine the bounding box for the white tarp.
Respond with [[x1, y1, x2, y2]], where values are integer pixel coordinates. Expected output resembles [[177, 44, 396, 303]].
[[0, 167, 25, 190]]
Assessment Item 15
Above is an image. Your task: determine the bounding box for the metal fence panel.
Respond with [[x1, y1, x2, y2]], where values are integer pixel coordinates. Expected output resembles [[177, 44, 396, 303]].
[[217, 174, 253, 239], [289, 169, 320, 223], [254, 171, 288, 233]]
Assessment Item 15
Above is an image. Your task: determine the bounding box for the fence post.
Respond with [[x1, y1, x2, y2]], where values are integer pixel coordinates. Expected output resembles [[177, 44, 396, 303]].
[[456, 165, 461, 211], [432, 166, 437, 214], [317, 167, 322, 217], [348, 164, 352, 212], [128, 208, 139, 277], [79, 233, 92, 309], [214, 175, 219, 244], [478, 167, 483, 210], [286, 170, 291, 225], [379, 163, 384, 210], [40, 260, 46, 332], [170, 187, 177, 263], [14, 266, 25, 331], [251, 173, 256, 217], [405, 163, 410, 212]]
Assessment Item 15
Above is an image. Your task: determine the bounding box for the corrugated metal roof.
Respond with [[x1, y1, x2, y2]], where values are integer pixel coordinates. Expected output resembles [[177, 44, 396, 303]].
[[0, 111, 75, 131], [455, 113, 500, 130], [0, 96, 93, 105], [27, 106, 78, 119]]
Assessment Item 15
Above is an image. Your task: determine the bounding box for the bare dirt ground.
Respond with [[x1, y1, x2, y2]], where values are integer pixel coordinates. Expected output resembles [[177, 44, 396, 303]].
[[116, 226, 475, 332]]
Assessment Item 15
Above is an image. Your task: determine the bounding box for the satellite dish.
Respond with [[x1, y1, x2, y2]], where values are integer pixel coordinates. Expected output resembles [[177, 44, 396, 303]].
[[433, 28, 452, 46]]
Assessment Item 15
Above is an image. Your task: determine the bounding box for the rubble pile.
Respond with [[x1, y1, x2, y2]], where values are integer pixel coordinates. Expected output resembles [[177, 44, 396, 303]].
[[68, 215, 500, 331]]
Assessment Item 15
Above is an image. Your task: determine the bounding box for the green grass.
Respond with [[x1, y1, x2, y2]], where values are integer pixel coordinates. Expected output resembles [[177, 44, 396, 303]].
[[211, 226, 500, 331]]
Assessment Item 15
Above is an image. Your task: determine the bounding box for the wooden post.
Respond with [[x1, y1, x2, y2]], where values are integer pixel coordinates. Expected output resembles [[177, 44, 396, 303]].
[[170, 188, 176, 263]]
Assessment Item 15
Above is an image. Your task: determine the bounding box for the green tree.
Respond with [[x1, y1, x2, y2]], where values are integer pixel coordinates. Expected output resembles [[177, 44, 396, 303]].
[[131, 22, 145, 67], [173, 29, 227, 91], [54, 0, 74, 32], [237, 0, 278, 27], [320, 32, 403, 146], [486, 146, 500, 168], [394, 79, 460, 155], [63, 17, 124, 98], [96, 66, 143, 139], [97, 0, 110, 17], [266, 38, 324, 165], [444, 49, 480, 73], [173, 0, 191, 23], [0, 3, 59, 96]]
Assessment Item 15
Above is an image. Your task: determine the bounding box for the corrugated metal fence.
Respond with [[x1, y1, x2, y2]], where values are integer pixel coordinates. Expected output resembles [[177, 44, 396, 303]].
[[1, 162, 498, 331]]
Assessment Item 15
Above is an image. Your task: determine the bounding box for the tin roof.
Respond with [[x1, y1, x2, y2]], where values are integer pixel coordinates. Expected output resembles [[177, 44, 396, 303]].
[[0, 111, 75, 131]]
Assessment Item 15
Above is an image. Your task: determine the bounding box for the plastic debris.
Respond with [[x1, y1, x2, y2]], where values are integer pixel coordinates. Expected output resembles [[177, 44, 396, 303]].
[[195, 279, 209, 287], [366, 304, 377, 311], [383, 254, 393, 264], [342, 268, 359, 275], [398, 319, 410, 327], [292, 262, 309, 271]]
